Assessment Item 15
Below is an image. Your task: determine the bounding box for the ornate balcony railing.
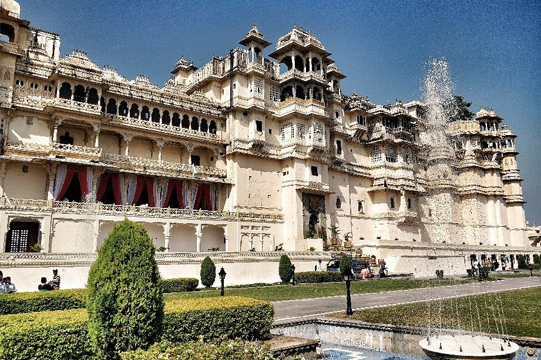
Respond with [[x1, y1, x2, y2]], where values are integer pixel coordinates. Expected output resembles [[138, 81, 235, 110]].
[[52, 98, 101, 113], [276, 97, 327, 117], [6, 141, 102, 159], [0, 198, 283, 223], [277, 69, 326, 83], [106, 114, 224, 142]]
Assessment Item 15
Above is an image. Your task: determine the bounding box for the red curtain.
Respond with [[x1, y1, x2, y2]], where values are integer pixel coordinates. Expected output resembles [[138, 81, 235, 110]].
[[55, 166, 76, 201], [163, 180, 184, 208], [145, 177, 155, 207], [193, 184, 204, 209], [78, 167, 88, 197], [96, 173, 111, 202], [204, 184, 212, 210], [111, 173, 122, 205], [131, 177, 145, 205]]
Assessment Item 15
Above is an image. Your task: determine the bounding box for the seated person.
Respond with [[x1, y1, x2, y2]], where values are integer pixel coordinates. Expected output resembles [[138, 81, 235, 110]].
[[360, 266, 371, 279], [38, 277, 54, 292], [3, 277, 16, 293], [49, 269, 61, 290]]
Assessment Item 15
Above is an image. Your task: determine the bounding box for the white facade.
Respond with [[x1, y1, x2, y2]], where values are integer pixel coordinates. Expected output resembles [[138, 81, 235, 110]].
[[0, 2, 538, 290]]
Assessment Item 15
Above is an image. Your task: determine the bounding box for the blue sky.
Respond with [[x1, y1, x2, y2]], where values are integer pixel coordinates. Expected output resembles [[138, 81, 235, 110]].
[[21, 0, 540, 225]]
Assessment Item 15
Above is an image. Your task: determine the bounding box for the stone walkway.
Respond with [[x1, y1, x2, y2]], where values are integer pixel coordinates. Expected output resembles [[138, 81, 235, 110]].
[[272, 277, 541, 324]]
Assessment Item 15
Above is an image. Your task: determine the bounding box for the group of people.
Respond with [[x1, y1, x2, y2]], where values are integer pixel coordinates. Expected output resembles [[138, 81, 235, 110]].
[[0, 271, 17, 293], [38, 269, 61, 291], [0, 269, 61, 294]]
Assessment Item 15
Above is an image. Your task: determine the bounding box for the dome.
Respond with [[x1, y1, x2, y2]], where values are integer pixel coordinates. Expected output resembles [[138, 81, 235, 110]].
[[1, 0, 20, 17]]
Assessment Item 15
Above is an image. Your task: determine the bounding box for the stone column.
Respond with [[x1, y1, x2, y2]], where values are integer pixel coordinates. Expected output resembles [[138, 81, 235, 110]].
[[156, 139, 164, 161], [163, 222, 171, 252], [93, 124, 100, 148], [259, 233, 263, 251], [308, 53, 313, 72], [196, 223, 202, 252], [122, 134, 133, 157], [52, 118, 63, 143], [46, 162, 58, 202], [291, 51, 295, 71], [0, 162, 7, 198], [92, 220, 100, 253]]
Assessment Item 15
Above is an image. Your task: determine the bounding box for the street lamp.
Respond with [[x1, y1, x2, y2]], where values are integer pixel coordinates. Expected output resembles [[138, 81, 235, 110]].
[[290, 264, 296, 286], [218, 267, 227, 296], [343, 265, 353, 315]]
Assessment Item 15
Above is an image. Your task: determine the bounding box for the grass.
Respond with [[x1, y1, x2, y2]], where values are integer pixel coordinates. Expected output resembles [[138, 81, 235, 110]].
[[165, 278, 473, 302], [332, 287, 541, 338]]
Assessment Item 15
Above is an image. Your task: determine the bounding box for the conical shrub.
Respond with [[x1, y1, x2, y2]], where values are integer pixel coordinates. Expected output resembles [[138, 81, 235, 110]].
[[200, 256, 216, 288], [86, 219, 163, 360], [278, 254, 293, 284]]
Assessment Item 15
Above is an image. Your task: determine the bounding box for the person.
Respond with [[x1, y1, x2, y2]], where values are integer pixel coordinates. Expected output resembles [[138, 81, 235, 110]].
[[49, 269, 61, 290], [315, 259, 322, 271], [3, 276, 16, 293], [529, 263, 533, 276], [361, 266, 371, 279], [38, 277, 53, 292]]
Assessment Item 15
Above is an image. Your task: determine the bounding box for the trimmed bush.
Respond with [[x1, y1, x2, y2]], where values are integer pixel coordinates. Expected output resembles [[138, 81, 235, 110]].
[[339, 254, 350, 275], [0, 288, 86, 315], [200, 256, 216, 288], [121, 338, 281, 360], [296, 271, 343, 283], [161, 278, 199, 293], [278, 254, 292, 284], [87, 219, 164, 360], [517, 255, 527, 269], [0, 296, 273, 360], [533, 254, 541, 266]]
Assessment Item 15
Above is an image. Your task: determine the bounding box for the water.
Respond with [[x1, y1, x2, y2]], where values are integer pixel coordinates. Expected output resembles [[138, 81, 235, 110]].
[[320, 343, 541, 360]]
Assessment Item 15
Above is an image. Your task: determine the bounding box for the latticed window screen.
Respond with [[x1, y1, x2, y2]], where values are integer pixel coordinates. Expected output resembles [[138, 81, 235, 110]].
[[371, 146, 382, 163], [10, 229, 28, 252], [386, 146, 397, 162], [297, 124, 305, 139], [270, 87, 279, 101], [254, 78, 263, 94]]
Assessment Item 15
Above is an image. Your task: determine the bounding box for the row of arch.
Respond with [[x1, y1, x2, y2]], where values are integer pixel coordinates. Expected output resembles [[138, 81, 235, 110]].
[[57, 82, 218, 134], [279, 55, 323, 75], [280, 85, 324, 102]]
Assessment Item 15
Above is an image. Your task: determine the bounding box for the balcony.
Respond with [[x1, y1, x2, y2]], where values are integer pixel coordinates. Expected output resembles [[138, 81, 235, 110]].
[[49, 98, 101, 114], [106, 114, 225, 143], [277, 69, 326, 84], [276, 97, 327, 118], [0, 198, 284, 223], [5, 141, 102, 160], [100, 153, 227, 180]]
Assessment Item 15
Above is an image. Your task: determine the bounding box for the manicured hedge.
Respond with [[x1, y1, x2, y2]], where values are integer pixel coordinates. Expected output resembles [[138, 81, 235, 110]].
[[0, 289, 86, 315], [161, 278, 199, 293], [0, 296, 273, 360], [296, 271, 343, 283]]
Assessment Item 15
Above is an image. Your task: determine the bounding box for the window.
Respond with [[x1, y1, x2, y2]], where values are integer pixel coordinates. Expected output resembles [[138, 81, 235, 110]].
[[254, 78, 263, 94], [6, 222, 40, 253], [358, 200, 364, 213], [336, 140, 342, 155], [59, 131, 74, 145], [356, 114, 366, 125], [191, 155, 200, 166], [385, 146, 397, 162], [335, 111, 340, 119], [407, 198, 412, 209], [390, 197, 395, 209], [370, 146, 382, 163], [270, 87, 279, 101], [311, 166, 318, 176], [256, 120, 263, 132], [297, 123, 305, 139], [336, 198, 342, 209]]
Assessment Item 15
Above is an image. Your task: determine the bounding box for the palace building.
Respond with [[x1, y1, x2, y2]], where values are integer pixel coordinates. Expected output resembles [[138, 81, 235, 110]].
[[0, 1, 536, 289]]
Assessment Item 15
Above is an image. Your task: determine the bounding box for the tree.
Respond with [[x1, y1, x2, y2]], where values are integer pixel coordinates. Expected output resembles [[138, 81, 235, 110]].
[[200, 256, 216, 288], [339, 254, 351, 275], [87, 219, 163, 360], [278, 254, 293, 284], [446, 95, 474, 121]]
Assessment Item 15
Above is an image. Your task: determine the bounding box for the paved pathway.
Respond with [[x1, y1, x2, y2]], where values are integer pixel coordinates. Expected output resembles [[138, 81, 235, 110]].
[[272, 277, 541, 324]]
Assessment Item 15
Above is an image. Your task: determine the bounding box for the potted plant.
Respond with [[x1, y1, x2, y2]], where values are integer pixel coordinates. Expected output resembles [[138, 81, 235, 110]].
[[328, 225, 340, 246], [344, 232, 352, 248]]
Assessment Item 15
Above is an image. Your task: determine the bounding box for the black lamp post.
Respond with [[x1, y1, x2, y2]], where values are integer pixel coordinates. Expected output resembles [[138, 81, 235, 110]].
[[477, 262, 482, 282], [343, 265, 353, 315], [291, 264, 296, 286], [218, 267, 227, 296]]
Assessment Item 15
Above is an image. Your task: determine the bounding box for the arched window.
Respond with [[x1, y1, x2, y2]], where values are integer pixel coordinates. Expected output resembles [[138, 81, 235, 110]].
[[87, 88, 99, 104], [209, 120, 217, 134], [294, 55, 304, 71], [162, 110, 170, 125], [280, 86, 293, 101], [141, 106, 150, 120], [390, 197, 395, 209], [358, 200, 364, 213], [119, 101, 128, 116], [59, 82, 72, 99], [191, 117, 199, 131], [73, 85, 86, 102], [312, 57, 321, 72], [0, 23, 15, 42], [407, 198, 412, 209], [336, 198, 342, 209], [279, 56, 292, 73], [370, 146, 382, 163], [182, 115, 190, 128], [296, 86, 305, 99], [100, 97, 105, 112], [107, 99, 117, 115], [200, 119, 208, 132], [129, 104, 139, 119], [313, 87, 322, 101], [151, 108, 160, 123], [172, 113, 180, 127]]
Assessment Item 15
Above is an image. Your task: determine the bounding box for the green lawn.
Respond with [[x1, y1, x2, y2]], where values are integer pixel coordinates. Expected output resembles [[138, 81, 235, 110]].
[[332, 287, 541, 338], [165, 278, 473, 302]]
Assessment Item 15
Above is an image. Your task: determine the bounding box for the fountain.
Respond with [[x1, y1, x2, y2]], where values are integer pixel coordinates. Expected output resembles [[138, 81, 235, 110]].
[[417, 59, 519, 360]]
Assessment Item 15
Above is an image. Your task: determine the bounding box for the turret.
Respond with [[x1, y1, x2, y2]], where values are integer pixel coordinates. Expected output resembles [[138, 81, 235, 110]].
[[171, 55, 197, 86]]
